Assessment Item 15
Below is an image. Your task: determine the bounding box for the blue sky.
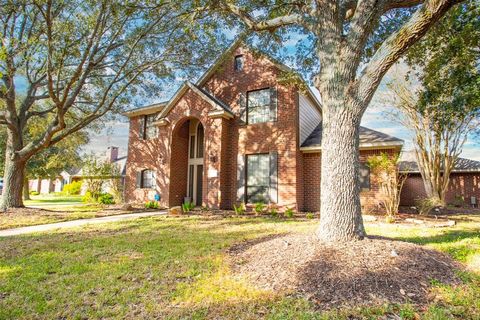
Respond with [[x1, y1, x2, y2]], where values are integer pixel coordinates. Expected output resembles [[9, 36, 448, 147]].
[[84, 36, 480, 161]]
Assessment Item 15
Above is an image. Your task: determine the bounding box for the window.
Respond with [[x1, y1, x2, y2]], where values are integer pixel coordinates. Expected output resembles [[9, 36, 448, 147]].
[[196, 124, 204, 158], [234, 55, 244, 71], [246, 154, 270, 203], [141, 169, 155, 188], [247, 88, 272, 124], [359, 163, 370, 190], [142, 114, 157, 140]]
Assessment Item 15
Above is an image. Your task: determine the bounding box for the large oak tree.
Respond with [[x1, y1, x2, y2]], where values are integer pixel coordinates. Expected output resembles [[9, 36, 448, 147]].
[[207, 0, 464, 241], [0, 0, 222, 208]]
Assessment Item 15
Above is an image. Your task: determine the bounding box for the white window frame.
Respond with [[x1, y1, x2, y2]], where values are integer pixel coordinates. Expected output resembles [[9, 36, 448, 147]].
[[247, 88, 271, 124]]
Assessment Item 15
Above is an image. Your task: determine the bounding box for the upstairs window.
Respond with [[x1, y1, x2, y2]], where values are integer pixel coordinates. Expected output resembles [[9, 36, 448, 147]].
[[247, 88, 273, 124], [142, 114, 158, 140], [234, 55, 244, 71]]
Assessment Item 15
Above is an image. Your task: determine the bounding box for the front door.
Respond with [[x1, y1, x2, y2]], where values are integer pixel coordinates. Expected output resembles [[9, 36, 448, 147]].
[[187, 120, 204, 206]]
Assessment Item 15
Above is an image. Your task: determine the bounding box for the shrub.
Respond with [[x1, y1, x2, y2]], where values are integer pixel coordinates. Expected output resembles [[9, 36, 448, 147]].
[[82, 191, 94, 203], [29, 191, 40, 196], [305, 212, 314, 219], [145, 201, 159, 209], [182, 201, 195, 213], [416, 197, 443, 215], [385, 215, 395, 223], [284, 207, 295, 218], [62, 181, 82, 195], [98, 193, 115, 205], [269, 205, 278, 217], [254, 202, 265, 215], [452, 195, 465, 208], [233, 202, 246, 215]]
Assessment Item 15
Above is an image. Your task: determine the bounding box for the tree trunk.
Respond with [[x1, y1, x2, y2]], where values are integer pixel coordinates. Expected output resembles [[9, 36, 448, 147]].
[[1, 127, 27, 209], [1, 157, 27, 208], [23, 177, 30, 201], [316, 107, 366, 242]]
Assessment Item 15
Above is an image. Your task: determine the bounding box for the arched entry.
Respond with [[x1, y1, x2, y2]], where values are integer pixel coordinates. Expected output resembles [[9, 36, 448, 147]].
[[169, 118, 204, 207]]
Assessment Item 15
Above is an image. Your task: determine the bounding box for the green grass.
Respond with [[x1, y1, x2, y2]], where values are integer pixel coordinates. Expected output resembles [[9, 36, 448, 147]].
[[0, 215, 478, 319], [0, 195, 107, 230]]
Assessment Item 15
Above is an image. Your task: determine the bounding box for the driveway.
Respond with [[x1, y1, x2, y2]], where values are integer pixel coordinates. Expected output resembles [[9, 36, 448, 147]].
[[0, 210, 167, 237]]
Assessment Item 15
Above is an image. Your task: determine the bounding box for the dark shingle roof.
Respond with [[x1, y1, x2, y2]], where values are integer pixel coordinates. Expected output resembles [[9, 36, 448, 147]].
[[399, 156, 480, 173], [301, 124, 404, 148]]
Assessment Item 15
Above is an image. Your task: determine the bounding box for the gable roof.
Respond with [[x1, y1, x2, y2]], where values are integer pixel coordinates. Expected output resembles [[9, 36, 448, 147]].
[[122, 102, 167, 117], [301, 124, 404, 150], [196, 38, 322, 113], [123, 37, 322, 119], [155, 81, 234, 121]]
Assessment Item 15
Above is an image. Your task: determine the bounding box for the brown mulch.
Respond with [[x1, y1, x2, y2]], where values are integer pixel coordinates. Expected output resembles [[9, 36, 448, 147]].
[[228, 233, 462, 308]]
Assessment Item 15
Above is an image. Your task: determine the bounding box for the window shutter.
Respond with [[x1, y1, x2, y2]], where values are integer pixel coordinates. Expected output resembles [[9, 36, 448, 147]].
[[136, 171, 142, 188], [236, 154, 246, 202], [269, 87, 277, 122], [269, 151, 278, 203], [238, 92, 247, 124], [139, 116, 146, 140]]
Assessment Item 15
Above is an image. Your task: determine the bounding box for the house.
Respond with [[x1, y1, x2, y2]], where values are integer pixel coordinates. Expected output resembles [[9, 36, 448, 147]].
[[123, 39, 405, 212], [29, 146, 127, 195], [399, 153, 480, 207]]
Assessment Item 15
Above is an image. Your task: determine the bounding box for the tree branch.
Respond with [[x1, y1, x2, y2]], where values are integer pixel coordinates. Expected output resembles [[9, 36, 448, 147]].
[[356, 0, 462, 107], [221, 3, 306, 31]]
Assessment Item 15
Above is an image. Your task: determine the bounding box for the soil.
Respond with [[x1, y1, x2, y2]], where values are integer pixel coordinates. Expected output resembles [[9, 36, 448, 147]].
[[228, 233, 462, 309]]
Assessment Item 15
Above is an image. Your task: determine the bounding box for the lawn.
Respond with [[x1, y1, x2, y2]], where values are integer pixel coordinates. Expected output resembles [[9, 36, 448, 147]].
[[0, 214, 478, 319], [0, 195, 119, 230]]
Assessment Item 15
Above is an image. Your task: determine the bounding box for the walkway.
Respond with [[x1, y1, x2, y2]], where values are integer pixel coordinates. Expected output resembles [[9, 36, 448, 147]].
[[0, 211, 167, 237]]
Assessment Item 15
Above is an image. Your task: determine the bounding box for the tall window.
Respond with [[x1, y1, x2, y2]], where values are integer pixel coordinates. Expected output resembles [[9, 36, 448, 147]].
[[359, 163, 370, 190], [234, 55, 244, 71], [247, 89, 271, 124], [196, 124, 204, 158], [141, 169, 155, 188], [246, 154, 270, 203], [142, 114, 157, 140]]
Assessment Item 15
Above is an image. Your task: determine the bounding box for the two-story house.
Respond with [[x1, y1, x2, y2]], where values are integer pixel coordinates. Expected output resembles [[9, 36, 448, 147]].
[[123, 39, 404, 212]]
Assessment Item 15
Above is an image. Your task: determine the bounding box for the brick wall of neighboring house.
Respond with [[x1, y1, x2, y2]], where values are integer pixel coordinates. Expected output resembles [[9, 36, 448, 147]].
[[401, 172, 480, 207], [302, 148, 400, 213]]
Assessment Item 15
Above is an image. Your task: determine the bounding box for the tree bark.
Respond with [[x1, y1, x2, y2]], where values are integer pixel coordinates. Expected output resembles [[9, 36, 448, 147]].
[[23, 177, 30, 201], [1, 157, 27, 209], [1, 127, 27, 209], [316, 105, 366, 242]]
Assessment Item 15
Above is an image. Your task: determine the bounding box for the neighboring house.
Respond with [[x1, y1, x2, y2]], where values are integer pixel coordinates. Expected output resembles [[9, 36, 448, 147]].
[[29, 146, 127, 195], [123, 39, 404, 212], [399, 154, 480, 207]]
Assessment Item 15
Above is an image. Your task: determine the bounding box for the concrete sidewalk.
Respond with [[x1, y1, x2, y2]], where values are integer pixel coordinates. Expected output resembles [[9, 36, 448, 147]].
[[0, 210, 167, 237]]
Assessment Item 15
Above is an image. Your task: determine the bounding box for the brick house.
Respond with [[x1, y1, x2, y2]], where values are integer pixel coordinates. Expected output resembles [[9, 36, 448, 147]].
[[400, 155, 480, 207], [123, 40, 404, 212]]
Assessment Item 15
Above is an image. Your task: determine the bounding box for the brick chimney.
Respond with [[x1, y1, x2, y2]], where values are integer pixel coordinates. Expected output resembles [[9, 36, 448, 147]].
[[106, 146, 119, 163]]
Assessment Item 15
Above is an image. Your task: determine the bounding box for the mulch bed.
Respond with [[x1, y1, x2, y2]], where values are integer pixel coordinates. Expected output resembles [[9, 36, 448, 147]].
[[228, 233, 462, 308]]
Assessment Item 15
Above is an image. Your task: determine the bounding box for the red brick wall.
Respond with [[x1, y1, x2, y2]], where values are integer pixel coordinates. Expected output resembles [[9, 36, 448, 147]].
[[203, 46, 302, 210], [168, 121, 189, 206], [302, 148, 399, 213], [401, 172, 480, 206]]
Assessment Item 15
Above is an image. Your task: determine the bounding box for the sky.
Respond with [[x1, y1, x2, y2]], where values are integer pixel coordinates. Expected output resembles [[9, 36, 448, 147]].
[[84, 37, 480, 161]]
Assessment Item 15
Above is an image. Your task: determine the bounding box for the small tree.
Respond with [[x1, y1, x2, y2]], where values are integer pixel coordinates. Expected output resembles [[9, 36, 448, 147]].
[[367, 153, 407, 221], [82, 156, 114, 202], [391, 2, 480, 207]]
